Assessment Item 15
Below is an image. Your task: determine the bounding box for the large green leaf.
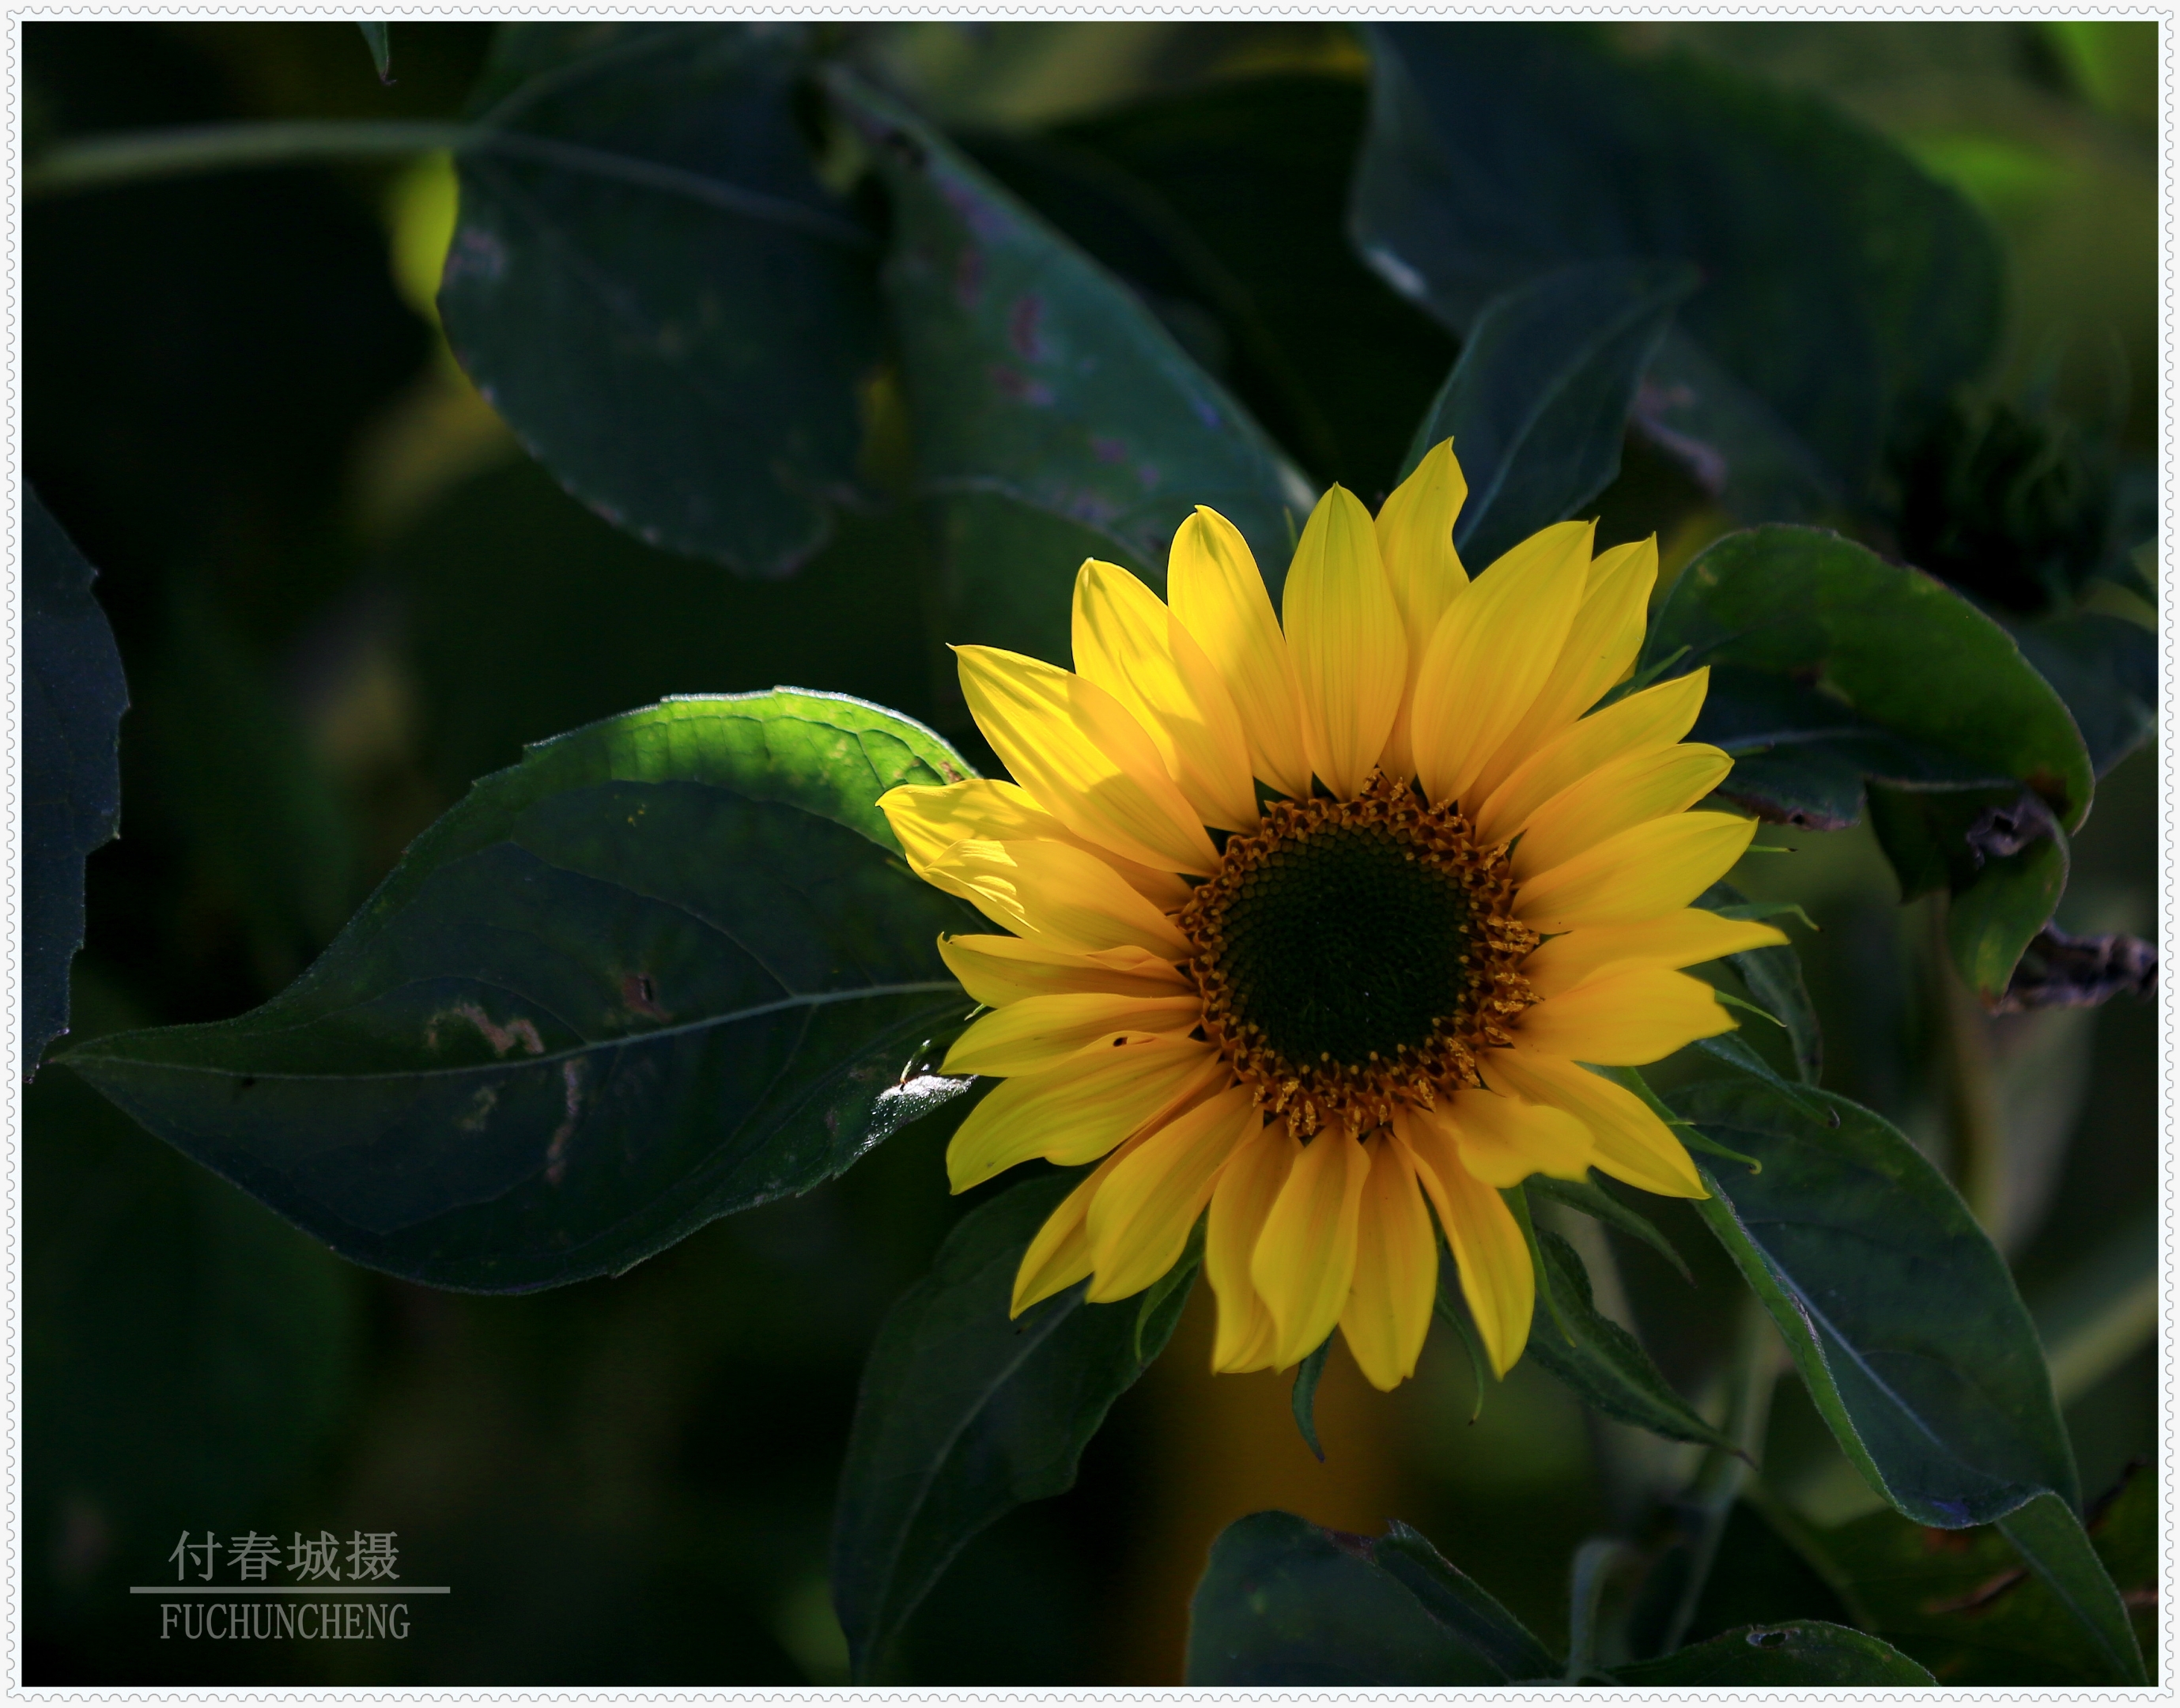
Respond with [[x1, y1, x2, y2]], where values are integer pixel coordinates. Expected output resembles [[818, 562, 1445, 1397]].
[[1606, 1621, 1934, 1685], [2008, 610, 2156, 780], [22, 489, 128, 1075], [1673, 1075, 2078, 1528], [831, 70, 1312, 667], [1398, 258, 1695, 566], [1354, 24, 2002, 519], [830, 1172, 1197, 1681], [1645, 526, 2094, 832], [61, 692, 980, 1291], [1698, 882, 1820, 1082], [440, 25, 882, 577], [1184, 1511, 1558, 1685]]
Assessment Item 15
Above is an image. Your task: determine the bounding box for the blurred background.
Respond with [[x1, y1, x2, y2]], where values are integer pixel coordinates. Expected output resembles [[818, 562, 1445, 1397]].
[[22, 20, 2157, 1684]]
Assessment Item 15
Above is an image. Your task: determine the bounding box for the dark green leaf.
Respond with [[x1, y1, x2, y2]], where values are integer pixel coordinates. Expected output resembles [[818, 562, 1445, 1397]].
[[831, 1173, 1196, 1681], [1354, 25, 2001, 519], [1290, 1336, 1332, 1461], [62, 691, 980, 1291], [1997, 1493, 2148, 1684], [2008, 610, 2155, 779], [1691, 1033, 1831, 1128], [1646, 526, 2095, 832], [1814, 1467, 2156, 1684], [1524, 1173, 1690, 1283], [1948, 829, 2069, 1006], [356, 21, 391, 82], [1607, 1621, 1934, 1685], [1698, 880, 1821, 1082], [441, 25, 882, 577], [831, 70, 1312, 667], [1398, 258, 1695, 566], [1431, 1252, 1492, 1421], [1134, 1215, 1203, 1362], [1184, 1511, 1556, 1684], [1522, 1226, 1734, 1451], [1676, 1075, 2078, 1528], [22, 489, 128, 1075], [967, 75, 1460, 499]]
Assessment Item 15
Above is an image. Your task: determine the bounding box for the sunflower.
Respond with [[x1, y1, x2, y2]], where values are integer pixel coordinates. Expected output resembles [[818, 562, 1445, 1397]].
[[879, 443, 1785, 1391]]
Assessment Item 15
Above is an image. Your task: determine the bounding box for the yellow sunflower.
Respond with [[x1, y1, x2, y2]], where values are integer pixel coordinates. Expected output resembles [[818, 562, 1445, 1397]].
[[878, 442, 1785, 1392]]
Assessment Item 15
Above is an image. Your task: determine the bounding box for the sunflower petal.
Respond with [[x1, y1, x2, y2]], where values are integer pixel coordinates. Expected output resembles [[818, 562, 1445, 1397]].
[[1011, 1157, 1111, 1315], [924, 837, 1192, 958], [946, 1039, 1224, 1192], [1486, 1048, 1706, 1198], [1339, 1133, 1439, 1391], [1073, 560, 1260, 830], [1516, 967, 1733, 1064], [1374, 442, 1470, 783], [1086, 1084, 1259, 1302], [1520, 910, 1789, 1000], [1437, 1084, 1595, 1185], [1515, 811, 1759, 933], [1206, 1118, 1295, 1373], [937, 934, 1190, 1007], [1398, 1115, 1533, 1377], [1251, 1129, 1370, 1369], [1471, 670, 1710, 847], [943, 991, 1207, 1077], [1467, 535, 1657, 802], [1283, 485, 1407, 799], [955, 644, 1218, 873], [1166, 506, 1313, 799], [1409, 520, 1594, 808], [1510, 743, 1733, 880], [882, 778, 1191, 909]]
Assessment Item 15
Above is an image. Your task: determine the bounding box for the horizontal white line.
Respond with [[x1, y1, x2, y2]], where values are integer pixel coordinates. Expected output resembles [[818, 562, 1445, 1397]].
[[130, 1587, 450, 1595]]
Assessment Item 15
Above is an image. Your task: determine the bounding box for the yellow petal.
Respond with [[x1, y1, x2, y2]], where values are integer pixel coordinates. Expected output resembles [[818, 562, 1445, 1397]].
[[1373, 442, 1470, 783], [1166, 506, 1313, 799], [1072, 560, 1260, 831], [1086, 1084, 1259, 1302], [1409, 520, 1594, 809], [1471, 669, 1710, 847], [1521, 910, 1789, 1000], [1515, 967, 1733, 1064], [1251, 1128, 1371, 1369], [1485, 1048, 1706, 1198], [1283, 485, 1407, 799], [1339, 1132, 1439, 1391], [1515, 811, 1759, 933], [938, 934, 1189, 1007], [956, 644, 1218, 874], [1434, 1084, 1594, 1186], [1510, 744, 1732, 881], [1011, 1151, 1120, 1315], [1466, 536, 1658, 803], [1396, 1115, 1534, 1377], [1206, 1117, 1296, 1373], [882, 778, 1191, 909], [924, 838, 1192, 958], [946, 1039, 1225, 1192], [943, 991, 1207, 1078]]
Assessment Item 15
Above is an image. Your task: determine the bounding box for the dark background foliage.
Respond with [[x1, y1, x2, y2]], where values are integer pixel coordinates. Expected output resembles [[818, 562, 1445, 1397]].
[[22, 20, 2156, 1684]]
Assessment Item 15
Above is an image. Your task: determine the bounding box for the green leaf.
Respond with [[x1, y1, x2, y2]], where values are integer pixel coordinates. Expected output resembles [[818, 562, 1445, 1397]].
[[1676, 1075, 2079, 1528], [1398, 258, 1696, 567], [965, 75, 1460, 500], [831, 1173, 1196, 1681], [440, 25, 882, 577], [829, 69, 1312, 667], [61, 691, 980, 1291], [356, 21, 391, 82], [1698, 880, 1821, 1082], [1134, 1215, 1203, 1362], [1184, 1511, 1558, 1684], [1430, 1251, 1493, 1421], [1606, 1622, 1935, 1686], [2008, 611, 2154, 780], [1647, 525, 2095, 832], [1996, 1492, 2148, 1684], [22, 489, 127, 1076], [1354, 25, 2001, 520], [1814, 1467, 2156, 1684], [1290, 1336, 1332, 1461], [1521, 1225, 1735, 1452], [1524, 1173, 1690, 1283]]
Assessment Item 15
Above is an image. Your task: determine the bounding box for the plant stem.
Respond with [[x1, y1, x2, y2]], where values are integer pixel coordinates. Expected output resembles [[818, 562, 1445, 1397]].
[[1929, 896, 2008, 1238], [1563, 1538, 1643, 1683], [26, 121, 474, 195]]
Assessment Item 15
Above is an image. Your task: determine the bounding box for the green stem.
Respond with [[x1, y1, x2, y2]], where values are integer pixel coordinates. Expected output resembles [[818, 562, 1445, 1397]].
[[1563, 1538, 1643, 1683], [1930, 896, 2007, 1238]]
